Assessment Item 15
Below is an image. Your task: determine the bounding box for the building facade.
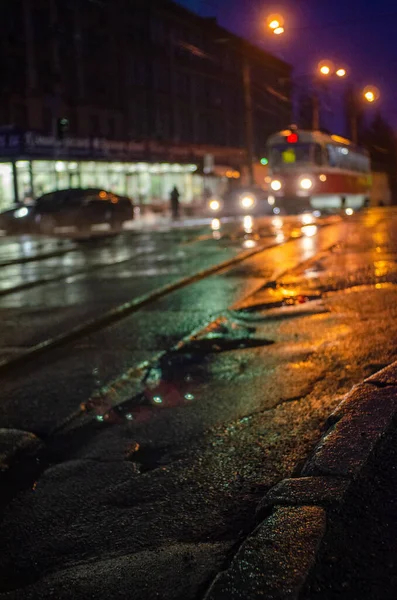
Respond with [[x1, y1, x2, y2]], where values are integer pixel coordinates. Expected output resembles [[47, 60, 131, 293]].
[[0, 0, 292, 211]]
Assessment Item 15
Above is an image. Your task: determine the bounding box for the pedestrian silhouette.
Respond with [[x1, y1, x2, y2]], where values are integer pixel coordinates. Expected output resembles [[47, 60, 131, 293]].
[[170, 186, 180, 220]]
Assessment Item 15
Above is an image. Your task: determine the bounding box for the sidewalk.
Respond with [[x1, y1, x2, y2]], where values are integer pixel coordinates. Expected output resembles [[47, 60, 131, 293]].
[[302, 420, 397, 600], [205, 363, 397, 600]]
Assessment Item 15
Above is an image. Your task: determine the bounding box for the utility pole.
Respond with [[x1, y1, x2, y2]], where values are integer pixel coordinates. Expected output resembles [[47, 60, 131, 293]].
[[242, 58, 255, 186], [312, 92, 320, 130]]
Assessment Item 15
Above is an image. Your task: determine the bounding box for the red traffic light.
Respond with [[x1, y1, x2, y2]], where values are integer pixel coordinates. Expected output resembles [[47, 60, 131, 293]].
[[286, 133, 299, 144]]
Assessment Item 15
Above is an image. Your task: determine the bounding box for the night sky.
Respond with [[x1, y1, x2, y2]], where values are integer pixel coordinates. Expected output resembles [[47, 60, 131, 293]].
[[176, 0, 397, 133]]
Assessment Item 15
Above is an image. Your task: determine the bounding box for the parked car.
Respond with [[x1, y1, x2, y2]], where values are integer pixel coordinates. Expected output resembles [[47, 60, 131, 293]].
[[0, 188, 134, 236]]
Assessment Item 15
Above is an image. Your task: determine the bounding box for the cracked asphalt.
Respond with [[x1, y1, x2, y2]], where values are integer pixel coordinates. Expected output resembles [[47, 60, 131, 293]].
[[1, 208, 397, 599]]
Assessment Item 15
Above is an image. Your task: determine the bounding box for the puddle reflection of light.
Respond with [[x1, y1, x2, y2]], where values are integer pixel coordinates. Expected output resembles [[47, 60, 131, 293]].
[[275, 232, 285, 243], [272, 217, 283, 229], [211, 218, 221, 231], [301, 213, 314, 225], [302, 235, 315, 255], [243, 215, 253, 234], [374, 261, 389, 277], [212, 231, 221, 240], [243, 239, 257, 249], [301, 224, 318, 237]]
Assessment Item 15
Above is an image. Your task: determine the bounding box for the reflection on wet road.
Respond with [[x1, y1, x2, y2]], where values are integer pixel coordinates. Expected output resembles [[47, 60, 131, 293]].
[[0, 213, 336, 355], [2, 208, 397, 600]]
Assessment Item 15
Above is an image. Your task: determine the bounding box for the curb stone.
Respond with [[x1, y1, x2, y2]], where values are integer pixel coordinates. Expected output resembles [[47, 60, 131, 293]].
[[204, 506, 326, 600], [0, 428, 45, 508], [203, 361, 397, 600]]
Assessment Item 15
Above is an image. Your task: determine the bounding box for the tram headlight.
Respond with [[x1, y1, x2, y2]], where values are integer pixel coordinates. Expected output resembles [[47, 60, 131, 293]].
[[270, 180, 282, 191], [209, 199, 221, 212], [240, 194, 256, 209], [300, 177, 313, 190]]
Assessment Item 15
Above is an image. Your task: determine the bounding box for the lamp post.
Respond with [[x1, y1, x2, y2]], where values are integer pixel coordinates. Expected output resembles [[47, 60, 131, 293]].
[[242, 59, 255, 186], [349, 86, 380, 143]]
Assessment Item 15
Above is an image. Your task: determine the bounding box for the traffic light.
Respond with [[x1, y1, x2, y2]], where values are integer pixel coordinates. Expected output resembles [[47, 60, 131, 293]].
[[57, 117, 69, 140]]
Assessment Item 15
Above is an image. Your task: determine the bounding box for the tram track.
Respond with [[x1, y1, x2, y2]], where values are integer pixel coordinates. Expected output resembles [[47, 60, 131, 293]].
[[0, 228, 226, 298], [0, 214, 346, 377], [0, 232, 304, 375]]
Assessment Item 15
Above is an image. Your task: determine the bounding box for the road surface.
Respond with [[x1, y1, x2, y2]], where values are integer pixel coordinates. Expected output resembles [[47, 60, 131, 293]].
[[1, 208, 397, 599]]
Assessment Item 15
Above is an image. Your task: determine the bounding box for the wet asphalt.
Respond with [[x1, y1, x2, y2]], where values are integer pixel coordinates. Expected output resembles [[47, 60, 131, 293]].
[[1, 208, 397, 599]]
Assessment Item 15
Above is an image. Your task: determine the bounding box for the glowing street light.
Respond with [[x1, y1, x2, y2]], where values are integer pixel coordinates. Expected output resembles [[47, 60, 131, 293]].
[[269, 19, 281, 30], [363, 86, 380, 103], [336, 68, 347, 78], [267, 14, 285, 35], [318, 60, 335, 77]]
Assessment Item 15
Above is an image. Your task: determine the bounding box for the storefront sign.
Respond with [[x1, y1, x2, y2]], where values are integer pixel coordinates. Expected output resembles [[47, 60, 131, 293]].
[[0, 130, 243, 169]]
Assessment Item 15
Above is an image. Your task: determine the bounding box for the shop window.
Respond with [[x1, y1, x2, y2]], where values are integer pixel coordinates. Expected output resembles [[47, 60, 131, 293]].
[[32, 161, 57, 198], [16, 161, 32, 203], [0, 163, 14, 211]]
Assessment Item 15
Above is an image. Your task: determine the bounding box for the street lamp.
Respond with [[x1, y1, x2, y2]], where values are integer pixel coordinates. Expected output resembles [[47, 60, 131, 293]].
[[312, 61, 344, 130], [363, 86, 380, 104], [348, 86, 380, 144], [320, 65, 331, 76], [267, 14, 285, 35], [336, 68, 347, 78]]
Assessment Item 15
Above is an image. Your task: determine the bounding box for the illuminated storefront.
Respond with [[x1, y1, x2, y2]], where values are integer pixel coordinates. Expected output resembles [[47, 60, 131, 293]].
[[0, 131, 243, 212]]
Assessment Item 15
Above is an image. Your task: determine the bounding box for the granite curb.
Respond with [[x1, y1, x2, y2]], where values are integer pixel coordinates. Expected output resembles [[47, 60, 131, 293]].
[[204, 362, 397, 599]]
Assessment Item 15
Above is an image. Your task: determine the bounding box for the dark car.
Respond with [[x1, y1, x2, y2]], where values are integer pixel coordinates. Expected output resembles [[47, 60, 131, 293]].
[[0, 188, 134, 236]]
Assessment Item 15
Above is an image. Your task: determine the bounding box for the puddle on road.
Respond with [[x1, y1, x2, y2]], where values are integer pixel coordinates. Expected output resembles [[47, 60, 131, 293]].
[[82, 316, 274, 429]]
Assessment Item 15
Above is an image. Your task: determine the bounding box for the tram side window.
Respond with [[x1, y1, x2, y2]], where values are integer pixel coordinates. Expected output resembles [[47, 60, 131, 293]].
[[314, 144, 323, 166], [326, 145, 338, 167]]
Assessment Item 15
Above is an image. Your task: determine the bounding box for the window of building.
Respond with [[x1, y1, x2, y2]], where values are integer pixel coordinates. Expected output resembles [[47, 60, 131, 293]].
[[16, 161, 32, 203], [42, 108, 53, 134], [13, 103, 27, 128], [90, 114, 100, 137], [153, 64, 170, 92], [151, 18, 168, 45], [32, 161, 57, 198], [131, 59, 147, 87], [0, 163, 14, 210], [176, 71, 190, 97], [108, 117, 116, 138]]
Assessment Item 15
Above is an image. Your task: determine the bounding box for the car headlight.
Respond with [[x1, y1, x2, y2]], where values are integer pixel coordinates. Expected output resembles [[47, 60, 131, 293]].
[[270, 180, 282, 191], [14, 207, 29, 219], [240, 195, 255, 209], [209, 199, 221, 212], [299, 177, 313, 190], [268, 195, 275, 206]]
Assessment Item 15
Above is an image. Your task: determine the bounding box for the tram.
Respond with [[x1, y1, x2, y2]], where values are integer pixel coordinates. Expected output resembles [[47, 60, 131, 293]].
[[266, 128, 372, 213]]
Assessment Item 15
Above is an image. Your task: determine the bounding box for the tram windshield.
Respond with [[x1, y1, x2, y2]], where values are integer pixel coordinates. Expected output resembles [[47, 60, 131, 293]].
[[269, 143, 324, 169]]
